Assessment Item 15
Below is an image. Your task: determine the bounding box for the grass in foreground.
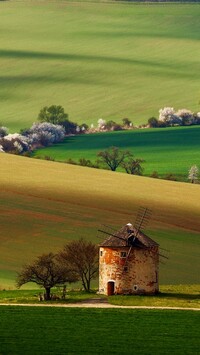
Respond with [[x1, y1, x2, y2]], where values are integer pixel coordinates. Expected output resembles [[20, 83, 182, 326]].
[[0, 1, 200, 131], [0, 306, 199, 354], [34, 126, 200, 180], [0, 286, 199, 309]]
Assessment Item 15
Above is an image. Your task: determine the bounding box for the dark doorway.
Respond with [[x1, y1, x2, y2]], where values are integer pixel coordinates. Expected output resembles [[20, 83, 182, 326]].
[[107, 281, 115, 296]]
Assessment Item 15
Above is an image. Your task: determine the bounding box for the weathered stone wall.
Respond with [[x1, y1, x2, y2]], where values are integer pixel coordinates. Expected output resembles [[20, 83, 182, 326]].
[[99, 246, 159, 295]]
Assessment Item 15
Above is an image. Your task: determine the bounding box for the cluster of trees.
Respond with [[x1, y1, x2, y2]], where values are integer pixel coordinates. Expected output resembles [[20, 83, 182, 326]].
[[0, 122, 65, 154], [37, 105, 200, 132], [2, 103, 200, 155], [0, 105, 134, 154], [16, 239, 99, 300], [37, 106, 133, 134], [148, 107, 200, 128], [97, 118, 132, 132], [21, 122, 65, 147], [0, 105, 75, 153], [97, 146, 144, 174], [38, 105, 79, 135], [64, 146, 145, 175]]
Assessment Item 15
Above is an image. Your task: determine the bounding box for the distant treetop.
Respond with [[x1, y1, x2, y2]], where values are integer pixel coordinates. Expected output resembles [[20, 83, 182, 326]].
[[38, 105, 68, 125]]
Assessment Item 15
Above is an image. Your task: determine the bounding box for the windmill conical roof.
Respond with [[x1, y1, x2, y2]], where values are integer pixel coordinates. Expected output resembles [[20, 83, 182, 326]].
[[99, 224, 159, 248]]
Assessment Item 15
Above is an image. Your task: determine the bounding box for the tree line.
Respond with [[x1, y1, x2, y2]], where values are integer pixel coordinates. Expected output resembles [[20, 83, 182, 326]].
[[1, 104, 200, 155], [1, 104, 200, 182]]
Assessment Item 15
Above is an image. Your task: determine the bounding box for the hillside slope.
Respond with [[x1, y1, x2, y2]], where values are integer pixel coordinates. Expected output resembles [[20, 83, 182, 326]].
[[0, 1, 200, 131], [0, 153, 200, 287]]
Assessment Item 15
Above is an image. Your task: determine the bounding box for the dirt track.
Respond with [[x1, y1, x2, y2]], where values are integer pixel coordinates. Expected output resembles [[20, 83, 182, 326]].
[[0, 302, 199, 311]]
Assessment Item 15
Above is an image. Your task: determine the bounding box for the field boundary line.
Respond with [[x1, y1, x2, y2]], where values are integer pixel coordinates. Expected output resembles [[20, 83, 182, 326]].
[[0, 303, 199, 311]]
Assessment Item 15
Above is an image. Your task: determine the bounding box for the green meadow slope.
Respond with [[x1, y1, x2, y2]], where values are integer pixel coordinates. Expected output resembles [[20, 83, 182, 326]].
[[34, 126, 200, 181], [0, 153, 200, 287], [0, 1, 200, 131]]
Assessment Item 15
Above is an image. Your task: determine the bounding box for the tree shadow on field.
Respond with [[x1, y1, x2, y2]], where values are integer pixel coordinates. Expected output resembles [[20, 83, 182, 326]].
[[159, 292, 200, 301]]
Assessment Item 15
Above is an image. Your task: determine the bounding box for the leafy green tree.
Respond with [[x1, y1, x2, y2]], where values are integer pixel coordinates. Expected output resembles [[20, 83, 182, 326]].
[[97, 146, 132, 171], [38, 105, 68, 124], [121, 158, 145, 175], [16, 253, 77, 300], [38, 105, 79, 134], [60, 239, 99, 292]]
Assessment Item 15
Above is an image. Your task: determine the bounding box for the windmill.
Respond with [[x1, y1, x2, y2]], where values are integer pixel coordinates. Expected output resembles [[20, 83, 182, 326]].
[[98, 207, 169, 295], [98, 207, 169, 272]]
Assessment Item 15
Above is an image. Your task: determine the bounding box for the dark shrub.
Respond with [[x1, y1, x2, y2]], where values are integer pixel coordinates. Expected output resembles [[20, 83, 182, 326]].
[[148, 117, 159, 128], [150, 171, 159, 179], [164, 173, 177, 181]]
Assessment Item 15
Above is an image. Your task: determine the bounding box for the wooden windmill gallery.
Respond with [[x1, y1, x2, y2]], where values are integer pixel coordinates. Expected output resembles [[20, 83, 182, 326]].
[[98, 208, 165, 296]]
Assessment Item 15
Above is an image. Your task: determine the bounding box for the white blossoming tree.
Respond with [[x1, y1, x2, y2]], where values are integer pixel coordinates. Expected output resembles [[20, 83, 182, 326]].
[[97, 118, 106, 131], [176, 109, 194, 126], [28, 122, 65, 146], [159, 107, 181, 125], [188, 165, 199, 184], [159, 107, 175, 121], [0, 133, 30, 154], [13, 141, 23, 153]]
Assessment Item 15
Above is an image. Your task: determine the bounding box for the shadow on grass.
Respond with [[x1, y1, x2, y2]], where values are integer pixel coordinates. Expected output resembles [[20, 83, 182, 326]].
[[159, 292, 200, 301], [0, 49, 199, 79]]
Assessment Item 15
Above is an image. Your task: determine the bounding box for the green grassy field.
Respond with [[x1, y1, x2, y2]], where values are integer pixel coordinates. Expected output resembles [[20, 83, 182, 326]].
[[109, 285, 200, 308], [0, 306, 199, 354], [0, 153, 200, 287], [0, 285, 199, 308], [34, 125, 200, 180], [0, 289, 106, 304], [0, 1, 200, 132]]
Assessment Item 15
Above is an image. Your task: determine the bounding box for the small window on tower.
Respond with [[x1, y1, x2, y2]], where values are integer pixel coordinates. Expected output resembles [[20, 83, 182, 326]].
[[100, 251, 103, 257], [120, 251, 127, 258]]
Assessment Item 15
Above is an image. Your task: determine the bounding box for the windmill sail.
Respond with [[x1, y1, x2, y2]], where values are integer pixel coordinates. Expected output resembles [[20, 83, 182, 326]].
[[134, 207, 152, 234], [123, 207, 152, 271]]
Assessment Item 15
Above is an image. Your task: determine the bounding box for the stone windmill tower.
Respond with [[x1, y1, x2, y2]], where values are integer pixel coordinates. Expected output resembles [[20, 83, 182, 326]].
[[98, 208, 159, 296]]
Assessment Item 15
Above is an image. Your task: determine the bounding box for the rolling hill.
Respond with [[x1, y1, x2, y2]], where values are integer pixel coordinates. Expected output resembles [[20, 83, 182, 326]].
[[34, 125, 200, 181], [0, 1, 200, 131], [0, 153, 200, 287]]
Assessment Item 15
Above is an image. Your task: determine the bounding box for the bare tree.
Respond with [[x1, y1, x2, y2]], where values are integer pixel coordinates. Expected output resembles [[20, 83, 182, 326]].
[[188, 165, 199, 184], [97, 146, 132, 171], [16, 253, 77, 300], [121, 158, 145, 175], [60, 239, 99, 292]]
